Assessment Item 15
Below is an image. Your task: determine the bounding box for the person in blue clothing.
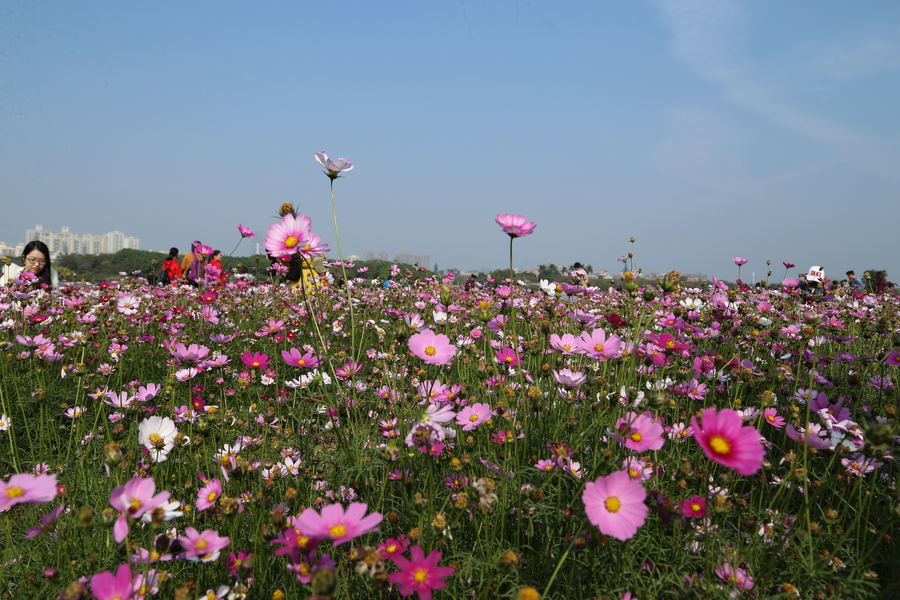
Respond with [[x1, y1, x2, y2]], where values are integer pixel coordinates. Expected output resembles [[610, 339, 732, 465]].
[[846, 271, 863, 291]]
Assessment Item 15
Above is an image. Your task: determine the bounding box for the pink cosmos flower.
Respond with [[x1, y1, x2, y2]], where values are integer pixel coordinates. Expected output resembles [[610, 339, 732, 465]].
[[549, 333, 580, 355], [196, 478, 222, 511], [169, 342, 210, 363], [25, 504, 65, 538], [408, 330, 457, 366], [715, 562, 754, 589], [315, 151, 354, 179], [236, 224, 255, 238], [109, 477, 171, 543], [388, 545, 455, 600], [91, 563, 134, 600], [691, 407, 765, 476], [785, 423, 833, 450], [455, 403, 492, 431], [552, 368, 587, 387], [494, 347, 522, 366], [378, 535, 410, 560], [575, 328, 622, 361], [582, 470, 648, 541], [613, 411, 665, 453], [241, 351, 270, 369], [264, 213, 312, 258], [281, 348, 320, 369], [295, 502, 383, 545], [762, 408, 785, 429], [178, 527, 231, 562], [0, 473, 57, 512], [495, 213, 536, 238], [732, 257, 748, 266]]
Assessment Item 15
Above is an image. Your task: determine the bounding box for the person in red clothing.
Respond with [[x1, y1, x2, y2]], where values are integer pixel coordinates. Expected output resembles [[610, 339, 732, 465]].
[[209, 250, 226, 286], [161, 247, 182, 285]]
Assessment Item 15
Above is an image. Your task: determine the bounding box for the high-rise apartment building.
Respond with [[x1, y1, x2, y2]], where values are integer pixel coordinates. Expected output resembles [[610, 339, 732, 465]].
[[24, 225, 140, 256]]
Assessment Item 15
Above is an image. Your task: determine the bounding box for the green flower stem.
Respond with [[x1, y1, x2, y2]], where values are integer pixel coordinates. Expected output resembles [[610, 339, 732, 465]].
[[330, 179, 358, 359]]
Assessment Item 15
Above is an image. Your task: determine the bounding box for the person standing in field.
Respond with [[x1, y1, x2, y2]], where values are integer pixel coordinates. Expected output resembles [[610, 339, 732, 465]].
[[161, 247, 182, 285]]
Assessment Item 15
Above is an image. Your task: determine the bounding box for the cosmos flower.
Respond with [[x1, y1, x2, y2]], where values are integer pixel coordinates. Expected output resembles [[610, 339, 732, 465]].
[[91, 564, 134, 600], [408, 329, 457, 366], [0, 473, 57, 512], [495, 213, 537, 238], [455, 403, 492, 431], [582, 470, 648, 541], [138, 416, 179, 462], [691, 407, 765, 475], [387, 545, 455, 600], [196, 478, 222, 511], [732, 257, 748, 266], [178, 527, 231, 562], [264, 213, 312, 258], [295, 502, 383, 545], [315, 151, 354, 179], [109, 477, 171, 543], [236, 224, 255, 238]]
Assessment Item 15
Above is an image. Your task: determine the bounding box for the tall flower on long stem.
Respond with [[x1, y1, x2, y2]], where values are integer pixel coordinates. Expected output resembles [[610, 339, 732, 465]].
[[495, 213, 536, 282], [315, 151, 358, 355]]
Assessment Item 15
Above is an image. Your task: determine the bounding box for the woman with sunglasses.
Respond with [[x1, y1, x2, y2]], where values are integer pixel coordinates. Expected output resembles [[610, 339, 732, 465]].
[[1, 240, 59, 289]]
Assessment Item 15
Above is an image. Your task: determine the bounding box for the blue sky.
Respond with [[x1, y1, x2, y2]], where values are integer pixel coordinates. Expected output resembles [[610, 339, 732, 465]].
[[2, 1, 898, 281]]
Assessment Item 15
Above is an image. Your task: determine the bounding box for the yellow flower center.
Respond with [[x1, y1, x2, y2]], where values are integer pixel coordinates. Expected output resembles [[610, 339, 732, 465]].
[[298, 359, 305, 366], [691, 503, 702, 513], [424, 346, 436, 356], [149, 432, 164, 447], [469, 414, 480, 422], [130, 498, 143, 511], [413, 568, 428, 583], [630, 432, 643, 442], [709, 435, 731, 455], [295, 535, 310, 548], [329, 524, 347, 537], [6, 486, 24, 499], [150, 551, 160, 560], [195, 539, 207, 550], [628, 469, 639, 479], [562, 344, 571, 351], [387, 544, 397, 553], [284, 236, 298, 248], [207, 491, 218, 502], [594, 343, 605, 352], [605, 496, 621, 512]]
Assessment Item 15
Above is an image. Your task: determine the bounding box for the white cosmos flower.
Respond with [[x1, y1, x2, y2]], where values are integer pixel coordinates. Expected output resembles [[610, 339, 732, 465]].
[[138, 416, 178, 462]]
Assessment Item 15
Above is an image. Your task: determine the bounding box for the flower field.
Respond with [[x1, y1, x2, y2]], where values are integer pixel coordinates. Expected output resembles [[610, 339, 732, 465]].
[[2, 260, 899, 600]]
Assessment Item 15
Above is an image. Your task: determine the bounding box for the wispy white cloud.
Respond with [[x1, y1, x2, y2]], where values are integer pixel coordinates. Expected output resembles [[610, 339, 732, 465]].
[[654, 0, 900, 183]]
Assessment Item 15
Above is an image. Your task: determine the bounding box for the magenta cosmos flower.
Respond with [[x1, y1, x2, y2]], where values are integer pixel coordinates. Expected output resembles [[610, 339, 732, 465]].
[[582, 470, 648, 541], [91, 563, 134, 600], [408, 329, 457, 366], [388, 545, 455, 600], [315, 151, 354, 179], [0, 473, 57, 512], [264, 213, 312, 258], [295, 502, 383, 545], [495, 213, 536, 238], [691, 407, 765, 476], [236, 224, 255, 238], [731, 257, 748, 266]]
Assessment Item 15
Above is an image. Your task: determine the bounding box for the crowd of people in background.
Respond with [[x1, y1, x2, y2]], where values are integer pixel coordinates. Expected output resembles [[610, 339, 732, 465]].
[[1, 243, 896, 299]]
